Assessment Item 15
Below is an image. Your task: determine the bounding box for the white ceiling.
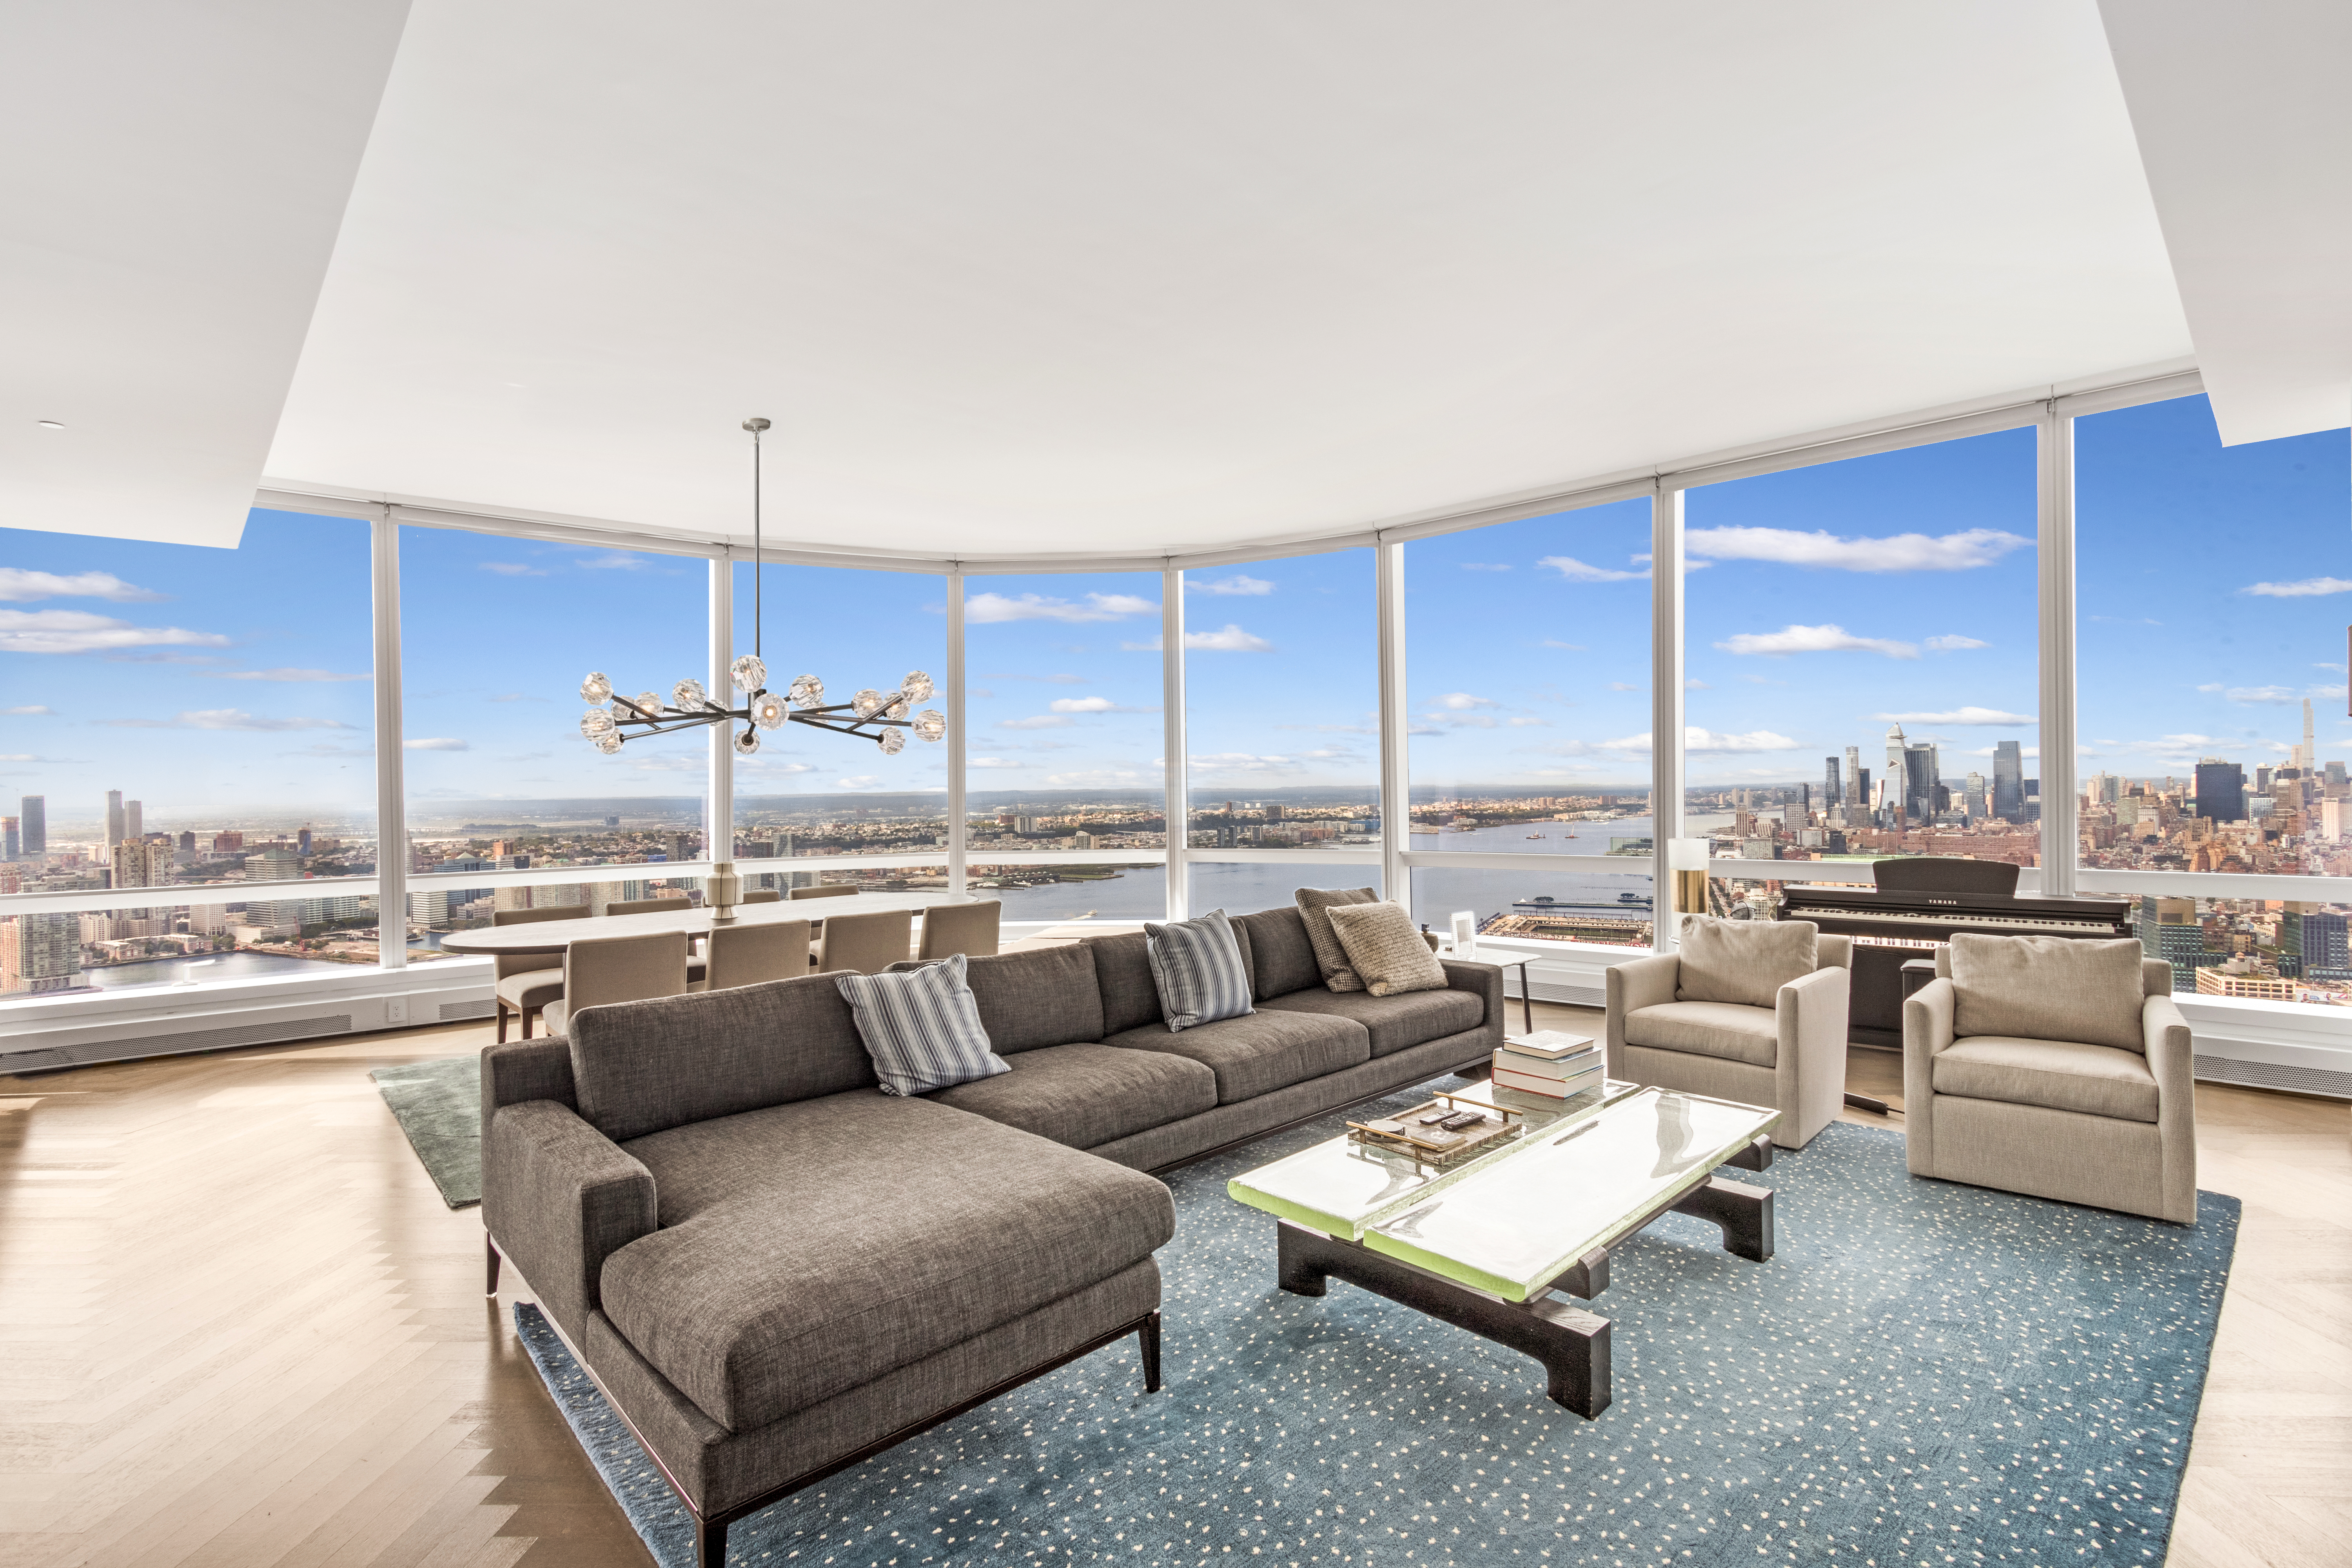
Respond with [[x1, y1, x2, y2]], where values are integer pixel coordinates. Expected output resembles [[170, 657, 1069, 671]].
[[0, 1, 411, 549], [8, 4, 2252, 558], [2100, 0, 2352, 447]]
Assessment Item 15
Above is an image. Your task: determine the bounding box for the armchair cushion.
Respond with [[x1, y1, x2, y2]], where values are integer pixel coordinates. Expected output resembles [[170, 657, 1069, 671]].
[[1949, 935, 2148, 1053], [1622, 999, 1778, 1067], [1933, 1035, 2159, 1123], [1674, 917, 1817, 1008]]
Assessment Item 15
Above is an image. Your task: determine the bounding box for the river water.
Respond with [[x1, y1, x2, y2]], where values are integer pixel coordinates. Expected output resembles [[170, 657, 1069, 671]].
[[79, 950, 348, 991]]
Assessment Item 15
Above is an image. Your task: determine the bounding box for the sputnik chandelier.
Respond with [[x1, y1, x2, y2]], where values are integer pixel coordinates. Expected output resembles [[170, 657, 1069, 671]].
[[576, 418, 947, 760]]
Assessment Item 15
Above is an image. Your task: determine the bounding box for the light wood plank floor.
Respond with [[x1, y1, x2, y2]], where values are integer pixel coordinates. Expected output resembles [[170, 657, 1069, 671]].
[[1, 1002, 2343, 1567]]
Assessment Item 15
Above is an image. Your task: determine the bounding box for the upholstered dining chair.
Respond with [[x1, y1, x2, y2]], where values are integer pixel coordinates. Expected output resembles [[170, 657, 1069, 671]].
[[490, 904, 592, 1042], [542, 930, 691, 1036], [1604, 916, 1851, 1150], [603, 895, 706, 982], [917, 899, 1002, 961], [813, 908, 914, 975], [702, 919, 811, 989], [742, 889, 782, 904], [1904, 935, 2196, 1223], [788, 883, 860, 901]]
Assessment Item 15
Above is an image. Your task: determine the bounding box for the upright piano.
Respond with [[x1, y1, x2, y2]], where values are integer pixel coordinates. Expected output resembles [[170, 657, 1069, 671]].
[[1778, 858, 2134, 1048]]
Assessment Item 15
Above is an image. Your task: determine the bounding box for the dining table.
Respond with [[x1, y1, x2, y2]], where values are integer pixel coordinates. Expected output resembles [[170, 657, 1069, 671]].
[[434, 889, 967, 957]]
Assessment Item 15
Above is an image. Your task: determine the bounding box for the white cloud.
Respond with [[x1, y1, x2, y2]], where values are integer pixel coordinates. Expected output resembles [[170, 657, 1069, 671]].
[[1047, 696, 1158, 714], [1506, 716, 1548, 727], [203, 667, 372, 683], [403, 737, 469, 751], [1188, 751, 1307, 774], [0, 568, 165, 603], [104, 708, 352, 732], [1537, 555, 1647, 583], [478, 562, 548, 577], [977, 671, 1089, 683], [2243, 577, 2352, 597], [1594, 727, 1802, 754], [968, 756, 1026, 768], [1540, 639, 1585, 650], [1000, 714, 1073, 730], [965, 591, 1157, 624], [1188, 575, 1273, 596], [835, 775, 885, 790], [1923, 635, 1989, 651], [0, 609, 232, 655], [1124, 624, 1274, 653], [3, 704, 53, 715], [1684, 679, 1710, 690], [1420, 712, 1496, 729], [1684, 525, 2030, 572], [1608, 682, 1641, 692], [1043, 768, 1150, 788], [1872, 707, 2036, 726], [1715, 623, 1918, 659], [1460, 563, 1514, 573], [965, 687, 996, 701], [1436, 692, 1497, 710], [575, 553, 645, 571]]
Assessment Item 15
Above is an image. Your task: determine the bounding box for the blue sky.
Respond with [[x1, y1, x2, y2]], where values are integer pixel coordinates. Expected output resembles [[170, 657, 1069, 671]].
[[5, 394, 2343, 833]]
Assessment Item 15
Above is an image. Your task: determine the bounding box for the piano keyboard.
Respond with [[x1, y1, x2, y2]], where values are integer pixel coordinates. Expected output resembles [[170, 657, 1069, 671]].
[[1802, 907, 2127, 935]]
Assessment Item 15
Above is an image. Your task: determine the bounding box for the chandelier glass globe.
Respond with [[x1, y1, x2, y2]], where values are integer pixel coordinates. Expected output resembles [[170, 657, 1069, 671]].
[[877, 726, 906, 755], [787, 673, 825, 710], [911, 709, 946, 743], [580, 671, 612, 704], [730, 653, 767, 693], [580, 708, 617, 739], [899, 670, 935, 702], [671, 678, 708, 713], [749, 690, 787, 729]]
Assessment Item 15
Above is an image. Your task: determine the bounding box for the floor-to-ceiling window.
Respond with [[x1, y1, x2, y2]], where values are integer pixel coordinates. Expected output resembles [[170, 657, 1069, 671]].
[[1403, 498, 1656, 947], [2077, 393, 2352, 1003], [729, 558, 949, 893], [1182, 549, 1381, 915], [397, 525, 710, 956], [960, 572, 1167, 922], [1682, 427, 2041, 914], [0, 507, 378, 993]]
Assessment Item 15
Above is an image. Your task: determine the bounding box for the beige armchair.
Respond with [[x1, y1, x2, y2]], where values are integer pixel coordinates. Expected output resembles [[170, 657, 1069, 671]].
[[1904, 939, 2195, 1223], [1604, 919, 1851, 1149]]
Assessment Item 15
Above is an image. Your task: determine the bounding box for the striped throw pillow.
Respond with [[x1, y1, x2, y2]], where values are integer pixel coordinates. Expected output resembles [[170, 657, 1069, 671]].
[[834, 953, 1011, 1096], [1143, 908, 1254, 1033]]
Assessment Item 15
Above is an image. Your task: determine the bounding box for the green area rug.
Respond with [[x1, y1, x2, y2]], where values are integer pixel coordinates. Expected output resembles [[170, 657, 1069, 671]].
[[371, 1055, 482, 1209]]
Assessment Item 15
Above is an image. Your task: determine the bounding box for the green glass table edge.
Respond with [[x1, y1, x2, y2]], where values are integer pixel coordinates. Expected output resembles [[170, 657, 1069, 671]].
[[1357, 1105, 1779, 1301], [1224, 1078, 1644, 1240]]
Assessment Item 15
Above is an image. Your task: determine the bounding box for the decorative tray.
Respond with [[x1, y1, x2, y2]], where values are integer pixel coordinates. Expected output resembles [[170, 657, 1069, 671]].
[[1345, 1093, 1525, 1167]]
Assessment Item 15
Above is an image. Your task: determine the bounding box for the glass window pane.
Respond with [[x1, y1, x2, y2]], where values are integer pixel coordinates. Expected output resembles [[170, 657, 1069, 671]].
[[404, 871, 706, 964], [2, 508, 377, 995], [1183, 550, 1377, 850], [1407, 865, 1653, 949], [1190, 862, 1380, 920], [1682, 429, 2039, 869], [2132, 893, 2352, 1006], [2077, 395, 2352, 878], [728, 560, 949, 885], [397, 527, 709, 963]]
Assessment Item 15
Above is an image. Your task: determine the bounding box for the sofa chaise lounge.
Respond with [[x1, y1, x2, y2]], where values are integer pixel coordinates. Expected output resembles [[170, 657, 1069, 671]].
[[481, 904, 1505, 1565]]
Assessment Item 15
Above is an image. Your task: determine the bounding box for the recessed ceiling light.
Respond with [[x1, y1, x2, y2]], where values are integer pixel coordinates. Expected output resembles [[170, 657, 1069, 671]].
[[37, 419, 65, 430]]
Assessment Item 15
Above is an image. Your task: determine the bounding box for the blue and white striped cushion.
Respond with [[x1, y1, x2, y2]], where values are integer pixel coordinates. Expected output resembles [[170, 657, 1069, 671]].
[[1144, 908, 1254, 1033], [834, 953, 1010, 1096]]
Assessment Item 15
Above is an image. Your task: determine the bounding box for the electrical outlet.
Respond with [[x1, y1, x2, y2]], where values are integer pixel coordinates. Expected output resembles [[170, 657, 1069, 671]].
[[385, 996, 409, 1025]]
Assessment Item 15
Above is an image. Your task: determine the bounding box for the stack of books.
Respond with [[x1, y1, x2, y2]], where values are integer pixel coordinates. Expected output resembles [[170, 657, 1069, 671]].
[[1492, 1031, 1603, 1100]]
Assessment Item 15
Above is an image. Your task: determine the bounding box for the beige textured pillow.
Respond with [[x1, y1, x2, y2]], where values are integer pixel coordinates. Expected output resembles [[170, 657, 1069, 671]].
[[1294, 886, 1379, 992], [1324, 901, 1450, 997], [1675, 917, 1818, 1008], [1950, 935, 2147, 1052]]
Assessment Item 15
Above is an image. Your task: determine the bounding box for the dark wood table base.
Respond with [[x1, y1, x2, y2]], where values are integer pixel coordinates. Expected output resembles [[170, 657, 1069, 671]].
[[1275, 1135, 1774, 1419]]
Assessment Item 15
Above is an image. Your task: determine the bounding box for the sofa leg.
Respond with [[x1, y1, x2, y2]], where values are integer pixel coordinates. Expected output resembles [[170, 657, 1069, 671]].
[[1138, 1310, 1161, 1393], [694, 1512, 727, 1567], [485, 1234, 501, 1296]]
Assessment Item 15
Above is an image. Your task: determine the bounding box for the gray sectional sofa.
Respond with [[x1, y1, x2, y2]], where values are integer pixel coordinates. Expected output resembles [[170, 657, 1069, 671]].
[[481, 904, 1504, 1565]]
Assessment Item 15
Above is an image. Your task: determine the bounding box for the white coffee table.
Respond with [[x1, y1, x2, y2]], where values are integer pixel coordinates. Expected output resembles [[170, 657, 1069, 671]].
[[1229, 1085, 1777, 1417]]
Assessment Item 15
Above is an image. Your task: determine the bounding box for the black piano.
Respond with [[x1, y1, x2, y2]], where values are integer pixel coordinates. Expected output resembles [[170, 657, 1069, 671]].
[[1778, 858, 2134, 1048]]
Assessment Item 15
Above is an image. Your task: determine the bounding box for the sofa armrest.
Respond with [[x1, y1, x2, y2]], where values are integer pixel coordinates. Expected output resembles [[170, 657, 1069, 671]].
[[2144, 994, 2198, 1222], [1439, 958, 1505, 1036], [481, 1099, 657, 1341], [1901, 976, 1955, 1174], [481, 1038, 577, 1130], [1773, 964, 1849, 1145], [1604, 953, 1681, 1077]]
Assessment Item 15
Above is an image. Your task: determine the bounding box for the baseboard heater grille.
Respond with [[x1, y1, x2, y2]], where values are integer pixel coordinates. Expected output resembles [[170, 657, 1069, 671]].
[[438, 998, 497, 1021], [2194, 1053, 2352, 1101], [0, 1013, 355, 1076]]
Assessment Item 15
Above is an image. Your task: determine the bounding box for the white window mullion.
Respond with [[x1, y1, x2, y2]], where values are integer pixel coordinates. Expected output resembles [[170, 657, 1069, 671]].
[[707, 554, 734, 867], [2038, 408, 2079, 897], [1161, 565, 1188, 920], [1376, 539, 1410, 905], [1650, 485, 1683, 950], [371, 513, 407, 969], [946, 568, 968, 898]]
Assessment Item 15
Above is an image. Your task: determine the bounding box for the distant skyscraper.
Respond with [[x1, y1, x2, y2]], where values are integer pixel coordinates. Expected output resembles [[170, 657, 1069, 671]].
[[1823, 757, 1842, 809], [177, 830, 196, 852], [2, 816, 16, 861], [2297, 699, 2316, 773], [2193, 758, 2246, 822], [105, 790, 124, 849], [124, 800, 142, 842], [1992, 741, 2023, 822], [20, 795, 44, 855], [298, 826, 312, 855]]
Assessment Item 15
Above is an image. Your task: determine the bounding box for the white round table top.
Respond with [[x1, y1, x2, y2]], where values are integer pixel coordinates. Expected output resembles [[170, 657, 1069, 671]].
[[434, 890, 969, 955]]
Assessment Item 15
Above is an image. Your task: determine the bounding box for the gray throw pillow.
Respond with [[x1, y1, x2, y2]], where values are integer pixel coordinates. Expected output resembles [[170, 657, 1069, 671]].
[[1324, 901, 1449, 997], [835, 953, 1011, 1094], [1295, 886, 1379, 992], [1143, 909, 1254, 1032], [1950, 934, 2147, 1053], [1675, 917, 1818, 1009]]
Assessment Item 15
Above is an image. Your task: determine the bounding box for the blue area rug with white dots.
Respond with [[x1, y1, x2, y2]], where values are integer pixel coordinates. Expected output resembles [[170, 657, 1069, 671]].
[[514, 1089, 2238, 1568]]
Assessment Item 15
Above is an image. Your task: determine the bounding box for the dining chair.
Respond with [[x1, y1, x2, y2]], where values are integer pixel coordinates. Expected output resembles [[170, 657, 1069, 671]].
[[490, 904, 593, 1042], [743, 890, 782, 904], [917, 899, 1002, 961], [788, 884, 860, 901], [704, 919, 812, 989], [543, 930, 691, 1036], [813, 908, 915, 975], [604, 894, 707, 982]]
